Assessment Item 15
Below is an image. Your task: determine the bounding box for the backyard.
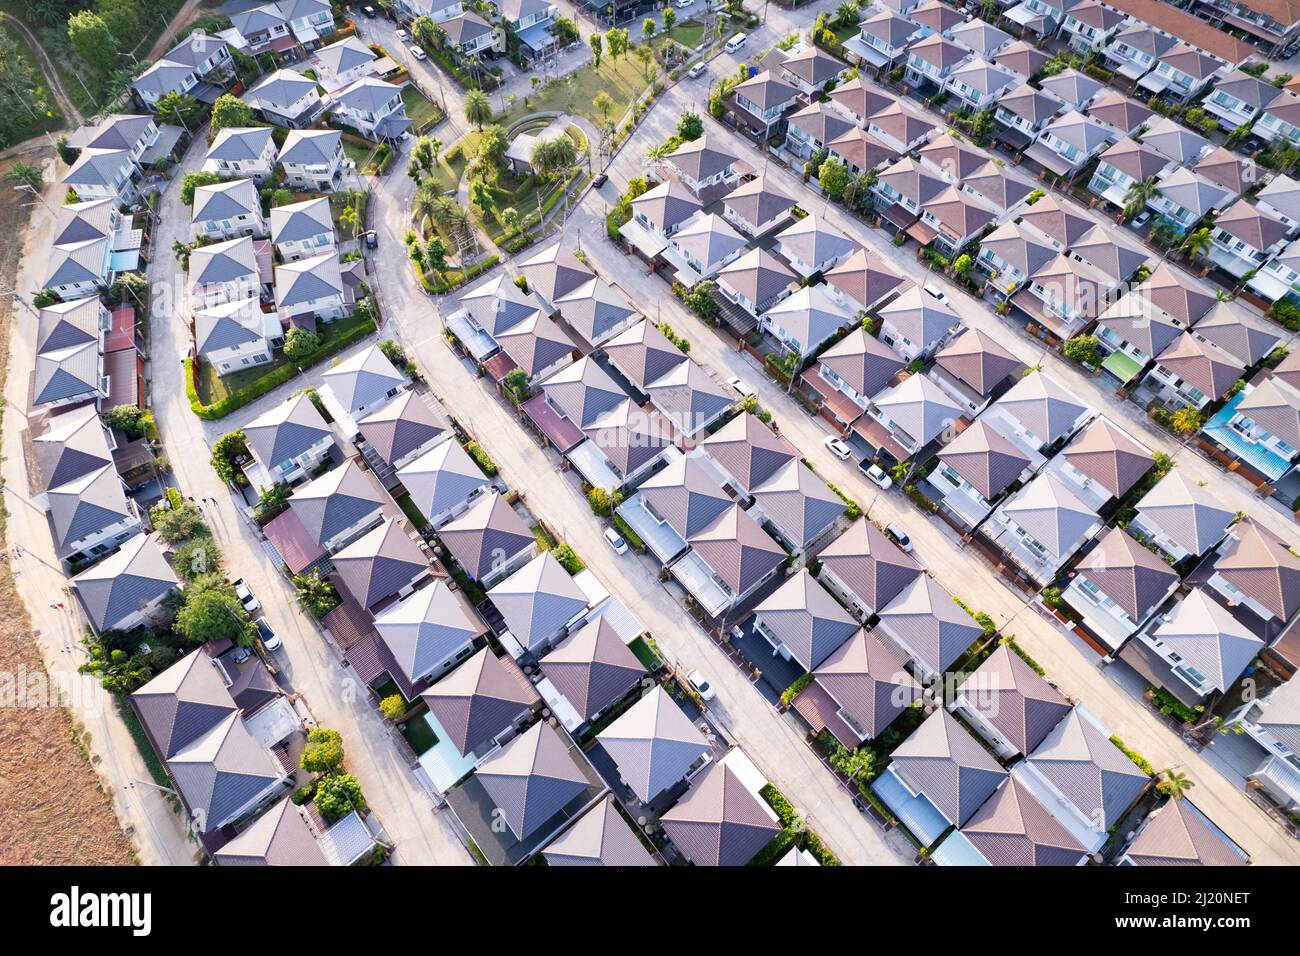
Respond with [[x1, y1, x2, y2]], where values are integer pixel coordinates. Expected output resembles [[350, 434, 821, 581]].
[[496, 54, 652, 129], [402, 85, 445, 132]]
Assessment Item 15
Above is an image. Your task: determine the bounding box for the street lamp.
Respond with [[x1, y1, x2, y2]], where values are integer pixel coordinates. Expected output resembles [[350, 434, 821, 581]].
[[13, 181, 53, 215]]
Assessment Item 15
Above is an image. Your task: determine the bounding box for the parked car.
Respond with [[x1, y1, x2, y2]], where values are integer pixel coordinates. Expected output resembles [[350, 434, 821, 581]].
[[592, 173, 608, 188], [922, 282, 949, 305], [255, 616, 282, 651], [603, 526, 628, 555], [1131, 210, 1152, 229], [233, 578, 260, 613], [885, 522, 913, 552], [726, 375, 755, 399], [364, 230, 378, 249], [824, 436, 852, 460], [860, 461, 893, 489], [687, 62, 707, 79], [362, 5, 377, 16], [674, 0, 696, 7], [409, 44, 427, 60], [396, 28, 410, 42], [687, 670, 716, 701]]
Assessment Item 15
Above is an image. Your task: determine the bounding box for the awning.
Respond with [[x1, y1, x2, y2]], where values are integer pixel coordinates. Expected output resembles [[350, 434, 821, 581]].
[[271, 35, 298, 52], [995, 125, 1033, 150], [880, 203, 918, 231], [1138, 72, 1172, 95], [523, 392, 583, 452], [905, 219, 938, 245], [1101, 349, 1143, 383], [1024, 142, 1075, 177], [483, 351, 519, 382], [814, 378, 867, 426]]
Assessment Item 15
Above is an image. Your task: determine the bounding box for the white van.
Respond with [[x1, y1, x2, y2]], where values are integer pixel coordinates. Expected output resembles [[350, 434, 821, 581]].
[[725, 33, 746, 53]]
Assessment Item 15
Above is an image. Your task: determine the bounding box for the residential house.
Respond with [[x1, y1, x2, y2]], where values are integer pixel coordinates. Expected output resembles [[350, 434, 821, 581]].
[[279, 0, 335, 48], [981, 369, 1092, 459], [925, 419, 1033, 529], [1060, 0, 1125, 52], [669, 213, 747, 281], [278, 129, 346, 192], [945, 58, 1019, 112], [961, 161, 1035, 218], [928, 328, 1024, 416], [716, 248, 798, 319], [1016, 252, 1113, 340], [193, 299, 280, 376], [229, 3, 292, 56], [439, 491, 536, 587], [845, 8, 921, 69], [1016, 194, 1093, 251], [395, 436, 488, 529], [987, 472, 1102, 585], [1048, 416, 1153, 513], [1204, 518, 1300, 632], [597, 686, 711, 805], [784, 100, 854, 159], [1194, 148, 1266, 204], [32, 297, 109, 411], [904, 32, 970, 91], [1130, 469, 1235, 563], [721, 176, 797, 238], [1085, 89, 1154, 140], [994, 82, 1065, 149], [64, 148, 137, 205], [872, 157, 947, 231], [748, 458, 847, 553], [1088, 137, 1177, 212], [827, 127, 899, 177], [977, 220, 1058, 299], [319, 343, 408, 431], [1139, 42, 1230, 103], [43, 199, 130, 300], [1066, 527, 1180, 653], [274, 251, 346, 324], [628, 179, 700, 242], [823, 247, 908, 315], [662, 136, 739, 197], [315, 35, 381, 91], [759, 284, 854, 357], [917, 185, 997, 258], [498, 0, 560, 68], [752, 569, 858, 672], [1003, 0, 1066, 38], [1193, 0, 1300, 57], [67, 114, 162, 167], [791, 629, 920, 747], [1189, 301, 1281, 369], [863, 372, 964, 462], [1024, 110, 1114, 179], [1203, 68, 1277, 131], [1142, 116, 1213, 167], [876, 285, 961, 361], [1206, 199, 1291, 279], [287, 458, 387, 556], [659, 756, 783, 867], [816, 517, 921, 623], [1202, 360, 1300, 482], [950, 643, 1071, 760], [808, 327, 905, 428], [775, 213, 857, 279], [994, 39, 1050, 80], [441, 12, 498, 57], [1255, 174, 1300, 233], [768, 45, 846, 97], [731, 70, 801, 139], [934, 777, 1088, 866], [241, 392, 336, 493], [205, 127, 279, 180], [1104, 23, 1178, 82], [191, 177, 267, 241], [1142, 331, 1244, 411], [1120, 797, 1250, 865], [538, 618, 645, 733], [1224, 676, 1300, 812], [188, 236, 264, 309], [330, 77, 412, 141], [270, 197, 336, 262], [918, 133, 985, 185], [949, 19, 1013, 58], [131, 32, 232, 110], [698, 413, 798, 499], [71, 533, 177, 633], [243, 69, 326, 129], [332, 517, 436, 611]]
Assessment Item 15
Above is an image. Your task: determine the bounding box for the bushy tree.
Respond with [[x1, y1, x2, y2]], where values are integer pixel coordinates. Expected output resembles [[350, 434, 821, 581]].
[[293, 570, 339, 619], [154, 91, 203, 129], [150, 497, 207, 543], [677, 112, 703, 141], [209, 430, 249, 487], [380, 695, 407, 721], [173, 535, 223, 582], [314, 773, 365, 822], [606, 27, 629, 61], [283, 326, 320, 361], [301, 727, 345, 773], [255, 482, 291, 518], [210, 94, 256, 131], [589, 31, 604, 70], [181, 171, 223, 205], [818, 156, 849, 197], [67, 11, 118, 74], [175, 575, 253, 645], [102, 404, 154, 440], [1063, 334, 1101, 367]]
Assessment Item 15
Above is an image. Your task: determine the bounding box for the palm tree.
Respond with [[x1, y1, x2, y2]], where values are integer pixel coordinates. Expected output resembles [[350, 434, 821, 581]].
[[464, 88, 492, 130], [6, 162, 42, 190], [1157, 768, 1195, 800], [1122, 176, 1159, 221], [411, 185, 439, 230], [1181, 226, 1213, 263]]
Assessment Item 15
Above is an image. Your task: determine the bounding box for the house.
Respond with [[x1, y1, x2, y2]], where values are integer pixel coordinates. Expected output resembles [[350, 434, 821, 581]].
[[816, 517, 921, 622], [987, 472, 1102, 585], [791, 629, 920, 747], [538, 617, 644, 730], [191, 178, 267, 241], [550, 277, 638, 351], [1202, 517, 1300, 630], [994, 39, 1050, 80], [541, 794, 656, 867], [37, 443, 141, 569], [71, 533, 177, 633], [278, 0, 335, 48], [874, 574, 983, 679], [189, 236, 264, 309], [1016, 252, 1113, 340], [193, 299, 280, 376], [1190, 301, 1281, 371], [1141, 116, 1213, 167], [961, 161, 1035, 217], [628, 179, 700, 241], [1085, 89, 1154, 138], [1206, 199, 1291, 279], [278, 129, 345, 192], [205, 127, 278, 180], [662, 136, 739, 197], [1248, 237, 1300, 302], [1194, 148, 1266, 204], [498, 0, 560, 67], [845, 8, 921, 69], [494, 310, 578, 386], [1142, 331, 1244, 412], [270, 197, 335, 263], [1038, 69, 1105, 112], [243, 69, 325, 129], [441, 12, 498, 57], [977, 220, 1058, 299], [319, 343, 408, 432], [597, 685, 711, 805], [130, 652, 289, 834], [64, 148, 138, 205], [396, 435, 489, 529], [775, 213, 857, 279], [330, 77, 412, 142], [785, 101, 854, 159], [66, 115, 162, 167], [758, 285, 853, 358], [928, 327, 1024, 416], [1095, 269, 1212, 385], [907, 0, 967, 38], [668, 213, 747, 281], [933, 777, 1087, 866], [1150, 166, 1231, 233], [1088, 137, 1177, 212], [1202, 69, 1276, 132], [1004, 0, 1066, 38], [945, 58, 1019, 112], [1047, 416, 1153, 512], [721, 176, 796, 238], [748, 459, 846, 554], [823, 247, 908, 315], [863, 372, 964, 462], [1060, 0, 1125, 52], [876, 285, 960, 362], [874, 157, 947, 231], [274, 252, 347, 323], [827, 76, 896, 131], [918, 186, 997, 258], [1120, 797, 1249, 865], [751, 569, 858, 672], [950, 643, 1071, 759], [1024, 110, 1114, 179], [241, 392, 336, 493], [716, 248, 797, 319], [228, 3, 291, 56], [33, 297, 109, 411], [331, 517, 435, 611], [1193, 0, 1300, 57], [866, 100, 938, 155], [698, 413, 798, 499], [1202, 365, 1300, 483], [872, 710, 1006, 845], [731, 71, 801, 139], [1139, 42, 1230, 103], [904, 32, 970, 91], [949, 18, 1013, 58], [42, 199, 132, 300], [660, 756, 782, 867], [439, 491, 536, 587], [982, 369, 1092, 458], [1012, 706, 1150, 852], [994, 83, 1065, 149], [1016, 194, 1093, 251], [131, 32, 232, 110], [925, 419, 1034, 528], [1103, 23, 1178, 82], [315, 35, 381, 91], [287, 458, 387, 555], [1130, 470, 1235, 564], [808, 327, 905, 427], [918, 133, 986, 185], [1224, 676, 1300, 812], [418, 646, 541, 767], [1255, 174, 1300, 233], [827, 127, 899, 177], [1065, 527, 1180, 653]]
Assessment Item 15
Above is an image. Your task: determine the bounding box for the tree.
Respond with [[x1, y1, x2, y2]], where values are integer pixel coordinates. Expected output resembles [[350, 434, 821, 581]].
[[677, 111, 703, 141], [504, 367, 532, 400], [952, 253, 973, 281], [314, 773, 365, 822], [271, 187, 294, 207], [606, 27, 629, 62], [1063, 334, 1101, 367], [209, 429, 249, 486], [98, 0, 141, 43], [154, 91, 203, 129], [210, 94, 256, 131], [378, 338, 411, 373], [380, 695, 407, 721], [284, 326, 320, 361], [255, 482, 291, 518], [175, 576, 254, 645], [181, 171, 222, 205], [1123, 176, 1159, 220], [425, 236, 447, 273], [102, 404, 154, 440], [587, 486, 618, 516], [664, 7, 677, 31], [67, 11, 118, 75], [552, 16, 579, 47], [293, 570, 340, 619], [1156, 768, 1195, 799], [818, 156, 849, 198], [150, 497, 207, 543], [470, 177, 494, 214], [835, 0, 861, 29], [642, 18, 656, 40], [500, 206, 521, 235], [1170, 405, 1204, 436], [464, 88, 492, 129], [531, 135, 578, 180], [33, 289, 61, 308], [590, 31, 604, 70], [411, 183, 439, 230], [173, 535, 222, 582], [635, 43, 655, 83], [300, 727, 345, 773], [593, 90, 615, 124], [7, 163, 43, 190], [411, 135, 435, 176], [338, 204, 359, 238], [1181, 226, 1212, 262]]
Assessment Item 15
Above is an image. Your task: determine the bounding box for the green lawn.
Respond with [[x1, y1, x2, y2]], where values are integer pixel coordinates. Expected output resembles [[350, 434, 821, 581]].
[[341, 137, 379, 173], [427, 130, 480, 195], [496, 55, 652, 129], [394, 492, 428, 531], [196, 311, 373, 406], [329, 189, 368, 235], [658, 19, 706, 51], [402, 85, 445, 132], [629, 636, 663, 671]]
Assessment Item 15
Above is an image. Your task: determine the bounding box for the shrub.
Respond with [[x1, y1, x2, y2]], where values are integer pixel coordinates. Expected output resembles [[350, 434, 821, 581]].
[[780, 673, 814, 707], [301, 727, 345, 773], [587, 486, 620, 517], [613, 515, 645, 552], [551, 543, 585, 574], [465, 440, 497, 476], [283, 326, 320, 361], [1064, 334, 1101, 367], [1109, 735, 1154, 776], [380, 695, 407, 721], [314, 773, 365, 822], [102, 405, 155, 440], [209, 430, 249, 487]]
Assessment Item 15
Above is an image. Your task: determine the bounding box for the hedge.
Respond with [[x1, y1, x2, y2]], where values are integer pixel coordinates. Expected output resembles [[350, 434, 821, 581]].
[[613, 514, 646, 553], [186, 317, 377, 420], [425, 254, 501, 294], [1109, 735, 1154, 776]]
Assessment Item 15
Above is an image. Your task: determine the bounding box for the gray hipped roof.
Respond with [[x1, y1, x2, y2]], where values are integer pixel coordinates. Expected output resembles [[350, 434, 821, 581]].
[[597, 686, 709, 803], [890, 709, 1007, 827], [420, 647, 540, 755], [474, 720, 591, 840], [72, 533, 178, 633], [660, 760, 781, 866]]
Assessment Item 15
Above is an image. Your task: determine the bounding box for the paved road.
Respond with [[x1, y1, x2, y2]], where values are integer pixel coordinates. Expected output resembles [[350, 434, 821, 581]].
[[568, 76, 1300, 863]]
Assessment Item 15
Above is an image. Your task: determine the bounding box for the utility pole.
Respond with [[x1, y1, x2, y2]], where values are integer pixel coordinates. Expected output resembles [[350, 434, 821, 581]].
[[13, 182, 52, 216]]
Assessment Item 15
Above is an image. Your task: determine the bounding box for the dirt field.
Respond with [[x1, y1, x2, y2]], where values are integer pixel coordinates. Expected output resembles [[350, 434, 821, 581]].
[[0, 151, 134, 866]]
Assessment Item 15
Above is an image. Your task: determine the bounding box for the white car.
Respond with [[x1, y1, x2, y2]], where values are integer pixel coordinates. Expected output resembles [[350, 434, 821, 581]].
[[687, 670, 716, 702], [255, 616, 282, 652], [922, 282, 949, 305], [885, 522, 913, 553], [603, 526, 629, 555], [726, 375, 754, 399], [687, 61, 707, 79], [409, 45, 427, 60], [674, 0, 696, 7], [860, 461, 893, 489], [824, 436, 852, 460], [233, 578, 260, 613], [396, 28, 410, 42]]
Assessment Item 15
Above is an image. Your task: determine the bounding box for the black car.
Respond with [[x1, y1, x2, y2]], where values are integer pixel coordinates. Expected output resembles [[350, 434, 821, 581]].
[[362, 5, 377, 16], [592, 173, 608, 189], [364, 230, 378, 249]]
